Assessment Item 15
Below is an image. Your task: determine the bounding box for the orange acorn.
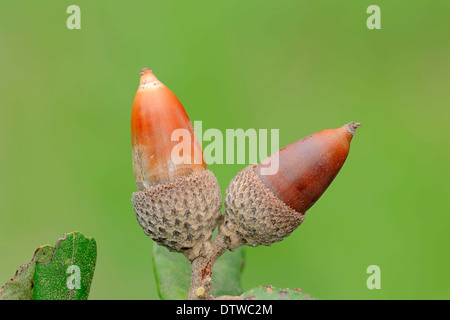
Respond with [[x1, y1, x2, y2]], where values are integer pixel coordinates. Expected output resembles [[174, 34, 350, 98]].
[[131, 69, 222, 261], [131, 68, 206, 191], [220, 122, 361, 249]]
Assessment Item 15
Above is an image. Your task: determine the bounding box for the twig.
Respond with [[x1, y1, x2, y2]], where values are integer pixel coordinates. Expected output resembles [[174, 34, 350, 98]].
[[187, 231, 229, 300]]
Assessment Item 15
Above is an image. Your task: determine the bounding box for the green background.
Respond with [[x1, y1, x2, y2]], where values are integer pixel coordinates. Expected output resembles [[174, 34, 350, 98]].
[[0, 1, 449, 299]]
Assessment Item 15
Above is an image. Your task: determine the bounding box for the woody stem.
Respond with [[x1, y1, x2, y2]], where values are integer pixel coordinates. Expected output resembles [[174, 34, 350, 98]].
[[187, 232, 228, 300]]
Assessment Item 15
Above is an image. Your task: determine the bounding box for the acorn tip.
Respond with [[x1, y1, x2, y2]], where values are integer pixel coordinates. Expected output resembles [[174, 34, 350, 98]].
[[140, 68, 153, 76], [138, 68, 161, 88], [345, 122, 362, 135]]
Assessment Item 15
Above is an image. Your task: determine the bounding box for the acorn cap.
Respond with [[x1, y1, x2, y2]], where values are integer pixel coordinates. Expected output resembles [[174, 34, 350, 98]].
[[221, 165, 305, 249], [132, 169, 222, 261]]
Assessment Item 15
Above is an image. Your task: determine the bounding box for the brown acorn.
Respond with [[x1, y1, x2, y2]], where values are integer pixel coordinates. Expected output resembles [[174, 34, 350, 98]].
[[219, 122, 361, 249], [131, 69, 222, 261]]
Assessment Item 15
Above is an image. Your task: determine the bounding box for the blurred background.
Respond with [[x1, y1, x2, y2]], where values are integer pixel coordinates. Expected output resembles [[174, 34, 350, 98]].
[[0, 0, 449, 299]]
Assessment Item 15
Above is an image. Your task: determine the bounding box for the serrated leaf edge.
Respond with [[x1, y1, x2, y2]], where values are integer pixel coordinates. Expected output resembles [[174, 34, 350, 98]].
[[0, 244, 55, 296], [35, 231, 96, 267]]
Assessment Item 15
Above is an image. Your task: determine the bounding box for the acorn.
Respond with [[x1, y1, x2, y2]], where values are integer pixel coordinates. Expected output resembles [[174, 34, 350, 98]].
[[219, 122, 361, 249], [131, 69, 222, 261]]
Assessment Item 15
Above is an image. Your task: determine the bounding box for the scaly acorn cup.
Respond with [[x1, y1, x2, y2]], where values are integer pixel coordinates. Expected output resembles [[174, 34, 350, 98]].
[[219, 122, 361, 249], [131, 69, 222, 261]]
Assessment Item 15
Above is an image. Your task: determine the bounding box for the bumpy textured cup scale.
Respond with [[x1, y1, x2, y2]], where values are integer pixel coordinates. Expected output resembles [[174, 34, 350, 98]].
[[131, 69, 222, 262]]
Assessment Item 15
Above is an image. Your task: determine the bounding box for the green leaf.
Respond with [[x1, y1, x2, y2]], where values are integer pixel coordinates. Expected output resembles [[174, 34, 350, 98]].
[[210, 248, 245, 297], [33, 232, 97, 300], [0, 245, 55, 300], [152, 244, 245, 300], [152, 244, 191, 300], [241, 285, 317, 300]]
